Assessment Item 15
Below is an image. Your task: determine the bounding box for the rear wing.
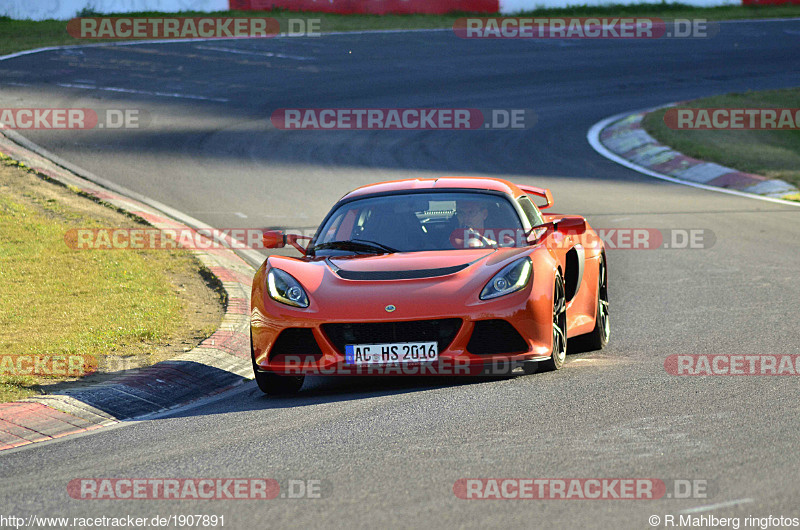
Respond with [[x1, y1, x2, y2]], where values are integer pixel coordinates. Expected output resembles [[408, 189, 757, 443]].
[[517, 185, 554, 210]]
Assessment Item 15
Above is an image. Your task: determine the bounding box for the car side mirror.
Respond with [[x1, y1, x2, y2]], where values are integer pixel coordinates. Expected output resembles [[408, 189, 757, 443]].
[[526, 216, 586, 245], [262, 230, 286, 249], [262, 230, 312, 255], [555, 216, 586, 235]]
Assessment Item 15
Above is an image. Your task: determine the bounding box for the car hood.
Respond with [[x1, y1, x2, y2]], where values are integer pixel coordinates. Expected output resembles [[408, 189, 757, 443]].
[[261, 247, 536, 320]]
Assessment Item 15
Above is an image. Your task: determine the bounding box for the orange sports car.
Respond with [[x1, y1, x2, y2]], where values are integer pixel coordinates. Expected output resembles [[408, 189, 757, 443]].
[[251, 177, 609, 394]]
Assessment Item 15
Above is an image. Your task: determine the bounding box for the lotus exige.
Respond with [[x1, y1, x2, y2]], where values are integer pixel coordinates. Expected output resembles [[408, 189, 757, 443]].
[[251, 177, 609, 394]]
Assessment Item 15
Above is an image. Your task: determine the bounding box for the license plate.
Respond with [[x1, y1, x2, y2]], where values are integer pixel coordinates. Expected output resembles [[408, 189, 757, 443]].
[[345, 342, 438, 365]]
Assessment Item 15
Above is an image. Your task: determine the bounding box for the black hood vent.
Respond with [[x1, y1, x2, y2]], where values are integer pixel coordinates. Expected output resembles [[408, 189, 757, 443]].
[[333, 263, 469, 280]]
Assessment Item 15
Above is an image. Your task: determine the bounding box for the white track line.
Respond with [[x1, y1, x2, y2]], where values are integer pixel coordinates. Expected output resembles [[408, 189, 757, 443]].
[[587, 107, 800, 209], [680, 498, 755, 514], [194, 44, 313, 60], [55, 82, 230, 102]]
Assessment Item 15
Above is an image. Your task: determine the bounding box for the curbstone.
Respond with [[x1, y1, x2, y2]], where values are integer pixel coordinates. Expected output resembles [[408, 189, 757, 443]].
[[593, 108, 800, 202]]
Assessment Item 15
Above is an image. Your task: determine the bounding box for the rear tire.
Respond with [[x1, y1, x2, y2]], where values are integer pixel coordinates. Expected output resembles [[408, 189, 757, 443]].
[[540, 272, 567, 372], [572, 254, 610, 352], [251, 331, 304, 395]]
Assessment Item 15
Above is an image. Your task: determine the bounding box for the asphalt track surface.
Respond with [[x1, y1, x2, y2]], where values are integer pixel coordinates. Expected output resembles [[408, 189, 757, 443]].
[[1, 20, 800, 529]]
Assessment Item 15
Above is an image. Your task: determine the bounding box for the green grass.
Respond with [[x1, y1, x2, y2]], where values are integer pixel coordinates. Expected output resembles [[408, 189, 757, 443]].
[[0, 156, 200, 402], [641, 87, 800, 192], [2, 4, 800, 56]]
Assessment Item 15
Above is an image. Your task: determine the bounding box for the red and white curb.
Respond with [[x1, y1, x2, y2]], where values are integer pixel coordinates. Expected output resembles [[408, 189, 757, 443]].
[[0, 128, 256, 452], [588, 106, 800, 207]]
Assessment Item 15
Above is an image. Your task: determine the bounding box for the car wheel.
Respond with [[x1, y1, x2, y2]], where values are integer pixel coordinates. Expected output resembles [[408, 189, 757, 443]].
[[573, 254, 610, 352], [540, 272, 567, 372], [251, 331, 304, 395]]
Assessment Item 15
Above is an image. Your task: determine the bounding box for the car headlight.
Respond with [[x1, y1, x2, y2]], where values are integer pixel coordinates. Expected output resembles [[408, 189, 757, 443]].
[[267, 268, 309, 308], [480, 257, 532, 300]]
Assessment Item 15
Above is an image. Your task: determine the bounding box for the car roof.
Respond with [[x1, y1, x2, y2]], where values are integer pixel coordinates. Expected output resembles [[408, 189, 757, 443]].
[[341, 177, 523, 201]]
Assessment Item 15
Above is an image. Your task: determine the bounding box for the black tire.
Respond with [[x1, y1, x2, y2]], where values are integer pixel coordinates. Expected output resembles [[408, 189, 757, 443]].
[[572, 254, 610, 352], [251, 331, 304, 395], [540, 272, 567, 372], [521, 360, 540, 375]]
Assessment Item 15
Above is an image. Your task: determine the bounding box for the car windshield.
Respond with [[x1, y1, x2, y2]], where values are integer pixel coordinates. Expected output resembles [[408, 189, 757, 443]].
[[312, 192, 525, 254]]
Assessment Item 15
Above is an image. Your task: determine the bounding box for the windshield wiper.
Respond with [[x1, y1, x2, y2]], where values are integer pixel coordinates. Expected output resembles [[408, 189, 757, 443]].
[[351, 239, 399, 253], [311, 239, 398, 254]]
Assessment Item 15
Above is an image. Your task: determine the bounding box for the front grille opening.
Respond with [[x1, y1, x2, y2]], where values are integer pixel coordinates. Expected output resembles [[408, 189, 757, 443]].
[[268, 328, 323, 364], [467, 320, 528, 355], [322, 319, 462, 355]]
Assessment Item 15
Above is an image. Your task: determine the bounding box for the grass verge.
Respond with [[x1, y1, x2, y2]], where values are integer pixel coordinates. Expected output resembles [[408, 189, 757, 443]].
[[0, 154, 224, 402], [2, 4, 800, 56], [641, 87, 800, 192]]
